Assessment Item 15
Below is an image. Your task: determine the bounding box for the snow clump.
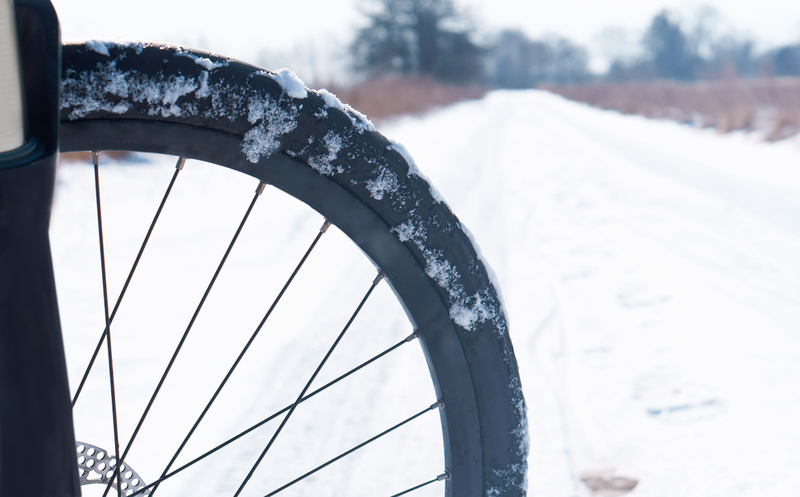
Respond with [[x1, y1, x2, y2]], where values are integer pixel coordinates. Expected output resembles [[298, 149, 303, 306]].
[[81, 40, 146, 56], [365, 165, 400, 200], [267, 68, 308, 99], [391, 213, 500, 331], [84, 40, 110, 56], [307, 131, 344, 175], [316, 89, 375, 134], [242, 96, 298, 163], [174, 48, 229, 70], [388, 142, 445, 204]]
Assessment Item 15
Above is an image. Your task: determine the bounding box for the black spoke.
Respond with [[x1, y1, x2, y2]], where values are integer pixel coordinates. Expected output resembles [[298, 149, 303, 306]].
[[389, 472, 450, 497], [92, 152, 123, 495], [73, 156, 186, 407], [233, 271, 386, 497], [102, 180, 267, 497], [149, 219, 333, 496], [265, 401, 443, 497], [127, 331, 418, 497]]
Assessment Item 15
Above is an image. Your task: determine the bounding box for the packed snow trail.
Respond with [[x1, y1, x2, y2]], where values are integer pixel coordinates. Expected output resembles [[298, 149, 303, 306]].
[[382, 90, 800, 496], [51, 89, 800, 496]]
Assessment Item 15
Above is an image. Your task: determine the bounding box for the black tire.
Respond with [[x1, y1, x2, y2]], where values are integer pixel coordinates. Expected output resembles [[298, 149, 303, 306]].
[[59, 41, 527, 497]]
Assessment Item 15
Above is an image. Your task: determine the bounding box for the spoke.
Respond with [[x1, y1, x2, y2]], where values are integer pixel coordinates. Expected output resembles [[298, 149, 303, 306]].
[[92, 152, 123, 495], [128, 331, 418, 497], [265, 401, 444, 497], [73, 156, 186, 407], [389, 472, 451, 497], [149, 219, 333, 496], [233, 271, 386, 497], [102, 180, 267, 497]]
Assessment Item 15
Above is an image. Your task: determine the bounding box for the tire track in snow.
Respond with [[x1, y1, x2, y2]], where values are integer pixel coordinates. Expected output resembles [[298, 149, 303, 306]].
[[383, 89, 800, 496]]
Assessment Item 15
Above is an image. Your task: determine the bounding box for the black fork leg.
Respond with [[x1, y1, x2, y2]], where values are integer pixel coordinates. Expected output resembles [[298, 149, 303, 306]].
[[0, 0, 79, 495], [0, 158, 80, 497]]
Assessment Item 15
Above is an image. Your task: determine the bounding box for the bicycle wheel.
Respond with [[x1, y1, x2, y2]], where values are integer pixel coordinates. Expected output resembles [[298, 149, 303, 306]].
[[58, 41, 527, 497]]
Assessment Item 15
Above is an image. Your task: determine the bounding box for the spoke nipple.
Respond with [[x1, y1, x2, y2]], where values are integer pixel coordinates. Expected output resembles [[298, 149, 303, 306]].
[[176, 157, 186, 170], [256, 181, 267, 195], [431, 399, 444, 410], [437, 471, 451, 481], [92, 151, 100, 166], [405, 330, 419, 342], [373, 271, 386, 285], [320, 220, 332, 233]]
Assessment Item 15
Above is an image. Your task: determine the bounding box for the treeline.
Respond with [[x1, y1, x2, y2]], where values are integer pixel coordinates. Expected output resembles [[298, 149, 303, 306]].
[[349, 0, 800, 87], [349, 0, 590, 86], [608, 11, 800, 82]]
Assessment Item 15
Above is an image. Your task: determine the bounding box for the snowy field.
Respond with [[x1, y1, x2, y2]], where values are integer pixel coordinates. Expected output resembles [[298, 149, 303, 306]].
[[51, 90, 800, 496]]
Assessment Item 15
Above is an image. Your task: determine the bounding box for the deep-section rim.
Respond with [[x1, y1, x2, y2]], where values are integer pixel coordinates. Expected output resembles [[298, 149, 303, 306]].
[[59, 41, 527, 497]]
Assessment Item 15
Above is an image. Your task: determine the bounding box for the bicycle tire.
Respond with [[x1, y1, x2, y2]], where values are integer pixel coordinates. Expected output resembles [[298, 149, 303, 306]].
[[59, 41, 527, 497]]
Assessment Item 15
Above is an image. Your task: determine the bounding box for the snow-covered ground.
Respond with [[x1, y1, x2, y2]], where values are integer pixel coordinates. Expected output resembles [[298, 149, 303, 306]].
[[51, 90, 800, 496], [382, 91, 800, 496]]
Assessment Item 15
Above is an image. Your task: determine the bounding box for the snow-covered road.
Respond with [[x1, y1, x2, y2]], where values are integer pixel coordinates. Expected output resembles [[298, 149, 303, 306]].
[[383, 90, 800, 496], [51, 89, 800, 496]]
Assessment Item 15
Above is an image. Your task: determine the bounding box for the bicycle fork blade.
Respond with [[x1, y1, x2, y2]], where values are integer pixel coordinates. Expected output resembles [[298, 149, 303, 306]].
[[0, 159, 81, 497]]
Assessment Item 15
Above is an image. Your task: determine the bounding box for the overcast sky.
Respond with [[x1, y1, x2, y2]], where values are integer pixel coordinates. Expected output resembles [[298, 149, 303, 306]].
[[53, 0, 800, 79]]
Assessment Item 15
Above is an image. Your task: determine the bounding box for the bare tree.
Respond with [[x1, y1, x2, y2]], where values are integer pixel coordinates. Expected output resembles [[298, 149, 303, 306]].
[[350, 0, 482, 83], [642, 10, 698, 80], [486, 30, 589, 88]]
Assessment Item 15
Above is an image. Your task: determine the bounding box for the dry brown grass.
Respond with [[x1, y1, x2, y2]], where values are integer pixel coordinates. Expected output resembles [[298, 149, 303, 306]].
[[541, 78, 800, 141], [321, 75, 488, 122]]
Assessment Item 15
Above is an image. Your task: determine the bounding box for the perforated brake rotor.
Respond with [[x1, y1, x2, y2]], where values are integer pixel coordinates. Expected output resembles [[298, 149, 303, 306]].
[[76, 442, 151, 496]]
